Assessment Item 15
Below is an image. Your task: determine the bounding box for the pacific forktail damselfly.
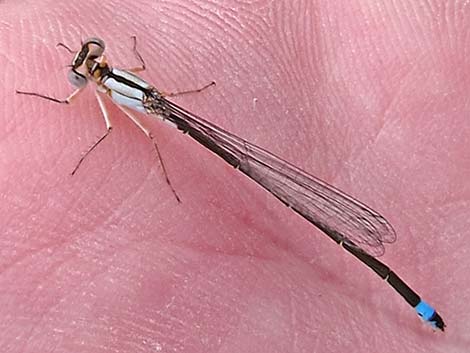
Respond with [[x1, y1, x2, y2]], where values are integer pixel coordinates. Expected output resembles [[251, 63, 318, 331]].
[[16, 37, 445, 331]]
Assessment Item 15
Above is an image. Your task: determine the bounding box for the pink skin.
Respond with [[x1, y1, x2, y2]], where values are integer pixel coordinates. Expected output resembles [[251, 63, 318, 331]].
[[1, 0, 468, 352]]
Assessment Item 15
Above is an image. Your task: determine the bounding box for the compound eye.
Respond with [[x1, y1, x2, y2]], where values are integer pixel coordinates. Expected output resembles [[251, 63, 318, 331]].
[[82, 37, 105, 56], [68, 70, 87, 88], [83, 37, 105, 49]]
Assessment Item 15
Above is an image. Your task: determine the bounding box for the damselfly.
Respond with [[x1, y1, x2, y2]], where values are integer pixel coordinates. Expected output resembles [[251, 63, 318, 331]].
[[16, 37, 445, 331]]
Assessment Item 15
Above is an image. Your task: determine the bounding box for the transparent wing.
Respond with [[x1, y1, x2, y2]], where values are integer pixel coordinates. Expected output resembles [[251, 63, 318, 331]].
[[161, 96, 396, 257]]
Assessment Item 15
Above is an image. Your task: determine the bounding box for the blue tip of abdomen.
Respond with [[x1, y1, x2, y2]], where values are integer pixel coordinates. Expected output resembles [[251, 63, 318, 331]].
[[415, 300, 446, 331]]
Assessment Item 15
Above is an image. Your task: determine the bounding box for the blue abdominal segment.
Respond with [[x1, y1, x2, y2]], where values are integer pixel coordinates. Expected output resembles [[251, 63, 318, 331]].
[[415, 300, 445, 330]]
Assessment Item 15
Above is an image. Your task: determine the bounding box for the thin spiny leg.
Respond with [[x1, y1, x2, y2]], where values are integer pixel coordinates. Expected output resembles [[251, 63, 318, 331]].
[[71, 91, 113, 175], [114, 104, 181, 203], [150, 136, 181, 203], [56, 42, 74, 54], [127, 36, 214, 97], [126, 36, 146, 73], [162, 81, 216, 98], [16, 87, 84, 104]]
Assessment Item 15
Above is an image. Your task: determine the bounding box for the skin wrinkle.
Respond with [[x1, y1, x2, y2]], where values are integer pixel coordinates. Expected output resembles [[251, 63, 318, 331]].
[[5, 248, 89, 350], [339, 62, 417, 175], [1, 0, 468, 352]]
